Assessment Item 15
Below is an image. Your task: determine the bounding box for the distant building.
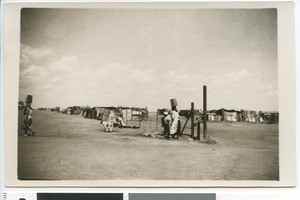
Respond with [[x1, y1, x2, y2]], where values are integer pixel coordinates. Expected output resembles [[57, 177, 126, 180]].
[[241, 110, 257, 122], [259, 111, 279, 123], [212, 108, 240, 122]]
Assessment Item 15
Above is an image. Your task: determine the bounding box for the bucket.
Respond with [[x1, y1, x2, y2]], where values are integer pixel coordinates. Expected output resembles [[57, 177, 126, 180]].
[[25, 95, 33, 103], [170, 98, 178, 107]]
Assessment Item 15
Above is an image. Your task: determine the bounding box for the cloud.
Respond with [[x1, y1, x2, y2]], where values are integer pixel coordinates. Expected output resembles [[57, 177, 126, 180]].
[[96, 63, 155, 86], [210, 68, 251, 89], [48, 56, 79, 73], [19, 48, 158, 108], [21, 44, 53, 59], [20, 44, 54, 76], [158, 68, 278, 111], [19, 44, 278, 111], [259, 84, 278, 97]]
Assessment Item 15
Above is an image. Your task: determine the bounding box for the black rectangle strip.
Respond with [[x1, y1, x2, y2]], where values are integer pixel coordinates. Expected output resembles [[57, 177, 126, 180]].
[[37, 193, 123, 200]]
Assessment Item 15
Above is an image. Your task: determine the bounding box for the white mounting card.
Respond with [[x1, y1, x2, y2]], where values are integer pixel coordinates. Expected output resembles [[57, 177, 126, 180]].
[[1, 0, 296, 188]]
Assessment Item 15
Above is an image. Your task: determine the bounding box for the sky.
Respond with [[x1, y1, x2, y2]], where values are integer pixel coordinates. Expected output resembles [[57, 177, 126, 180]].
[[19, 8, 278, 112]]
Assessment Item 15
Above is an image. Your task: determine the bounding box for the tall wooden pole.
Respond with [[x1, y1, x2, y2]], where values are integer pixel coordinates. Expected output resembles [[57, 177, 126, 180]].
[[126, 109, 128, 125], [191, 102, 194, 140], [156, 109, 158, 130], [197, 120, 201, 140], [203, 85, 207, 139]]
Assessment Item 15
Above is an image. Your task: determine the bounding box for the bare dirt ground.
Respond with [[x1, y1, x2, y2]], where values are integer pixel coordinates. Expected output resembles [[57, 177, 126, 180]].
[[18, 110, 279, 180]]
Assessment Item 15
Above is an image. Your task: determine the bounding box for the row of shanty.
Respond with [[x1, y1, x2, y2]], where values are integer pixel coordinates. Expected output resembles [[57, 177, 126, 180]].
[[37, 106, 149, 123], [207, 109, 279, 123], [157, 108, 279, 123]]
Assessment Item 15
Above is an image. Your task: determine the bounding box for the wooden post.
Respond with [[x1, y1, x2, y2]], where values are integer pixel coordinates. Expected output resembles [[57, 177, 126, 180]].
[[197, 120, 201, 140], [203, 85, 207, 139], [145, 107, 147, 122], [139, 109, 141, 128], [156, 109, 158, 130], [191, 102, 194, 140]]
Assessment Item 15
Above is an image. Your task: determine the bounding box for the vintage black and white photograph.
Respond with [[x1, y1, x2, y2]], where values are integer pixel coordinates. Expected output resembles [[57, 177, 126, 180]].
[[17, 8, 279, 181]]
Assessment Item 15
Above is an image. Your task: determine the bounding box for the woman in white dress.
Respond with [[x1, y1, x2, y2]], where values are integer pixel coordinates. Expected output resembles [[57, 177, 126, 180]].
[[170, 108, 179, 138]]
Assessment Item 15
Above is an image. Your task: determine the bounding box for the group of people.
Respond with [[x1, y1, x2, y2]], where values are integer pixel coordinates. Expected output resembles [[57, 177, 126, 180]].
[[161, 107, 181, 139]]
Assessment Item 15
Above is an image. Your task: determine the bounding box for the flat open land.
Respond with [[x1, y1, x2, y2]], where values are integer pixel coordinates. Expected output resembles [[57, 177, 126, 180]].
[[18, 110, 279, 180]]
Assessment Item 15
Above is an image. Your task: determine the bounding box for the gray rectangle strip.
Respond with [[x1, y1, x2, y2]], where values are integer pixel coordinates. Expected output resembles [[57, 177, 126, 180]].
[[129, 193, 216, 200]]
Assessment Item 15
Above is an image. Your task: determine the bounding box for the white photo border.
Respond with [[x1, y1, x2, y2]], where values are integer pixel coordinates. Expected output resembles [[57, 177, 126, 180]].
[[3, 1, 296, 187]]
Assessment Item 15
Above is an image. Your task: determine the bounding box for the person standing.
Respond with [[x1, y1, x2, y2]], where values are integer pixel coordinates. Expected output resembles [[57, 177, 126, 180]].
[[170, 107, 180, 139], [22, 104, 36, 136], [108, 110, 116, 122], [162, 111, 171, 139]]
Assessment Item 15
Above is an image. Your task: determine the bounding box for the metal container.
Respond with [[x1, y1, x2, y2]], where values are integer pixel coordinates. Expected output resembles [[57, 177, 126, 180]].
[[170, 98, 178, 107], [25, 95, 33, 103]]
